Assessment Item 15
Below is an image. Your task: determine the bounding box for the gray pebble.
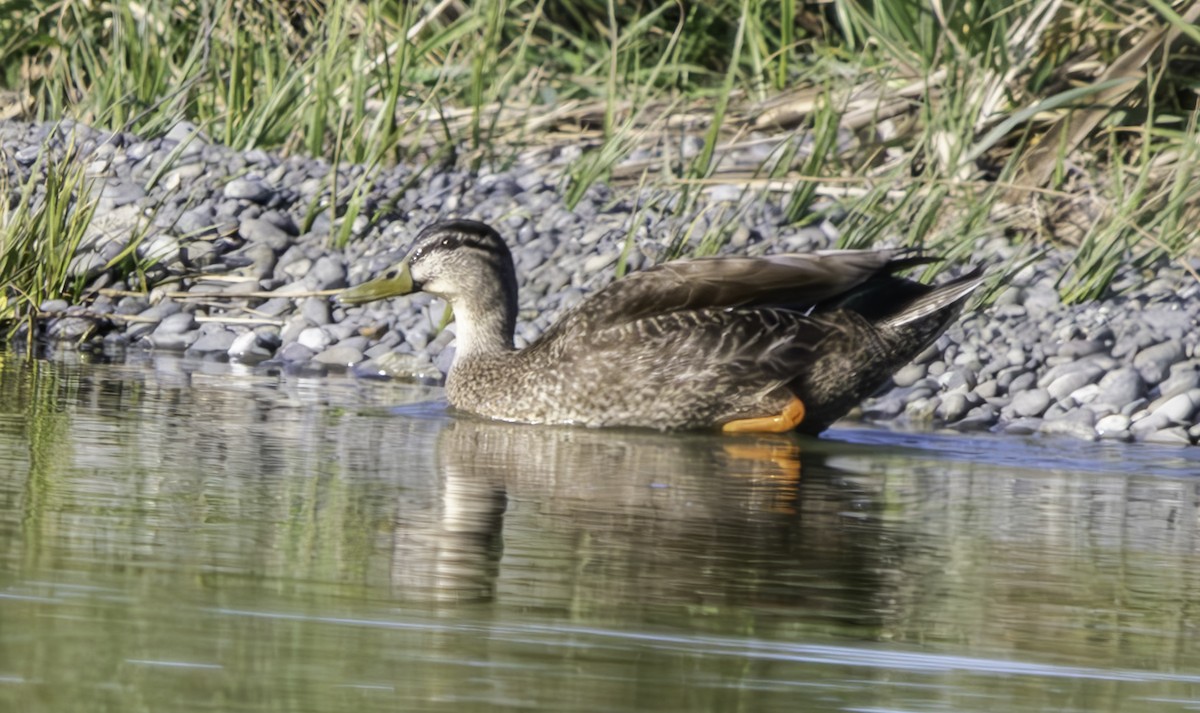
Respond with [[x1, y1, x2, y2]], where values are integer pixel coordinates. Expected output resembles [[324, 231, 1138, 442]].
[[1003, 418, 1043, 435], [300, 297, 331, 326], [1007, 371, 1036, 395], [1039, 409, 1097, 441], [154, 312, 196, 336], [1012, 389, 1052, 418], [278, 342, 315, 363], [1134, 340, 1185, 384], [939, 368, 976, 392], [1095, 414, 1132, 440], [937, 392, 970, 422], [98, 181, 145, 209], [227, 331, 260, 357], [187, 325, 236, 353], [1046, 367, 1104, 401], [46, 317, 94, 340], [309, 256, 347, 290], [1096, 367, 1145, 405], [891, 363, 926, 388], [238, 217, 292, 251], [1141, 427, 1193, 446], [863, 398, 904, 420], [313, 345, 364, 367], [1152, 389, 1200, 423], [146, 328, 199, 351], [224, 176, 274, 203], [1158, 367, 1200, 399], [297, 327, 332, 351], [1059, 339, 1106, 359], [1131, 413, 1172, 439], [14, 145, 40, 164]]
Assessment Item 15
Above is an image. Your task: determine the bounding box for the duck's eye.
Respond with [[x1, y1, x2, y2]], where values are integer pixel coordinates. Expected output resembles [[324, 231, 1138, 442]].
[[440, 236, 455, 248]]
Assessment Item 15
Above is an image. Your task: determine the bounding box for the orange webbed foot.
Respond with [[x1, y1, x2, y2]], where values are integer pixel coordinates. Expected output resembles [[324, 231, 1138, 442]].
[[721, 397, 806, 434]]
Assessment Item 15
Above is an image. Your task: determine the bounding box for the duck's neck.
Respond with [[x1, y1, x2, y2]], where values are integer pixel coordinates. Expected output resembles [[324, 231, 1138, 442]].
[[446, 290, 517, 363]]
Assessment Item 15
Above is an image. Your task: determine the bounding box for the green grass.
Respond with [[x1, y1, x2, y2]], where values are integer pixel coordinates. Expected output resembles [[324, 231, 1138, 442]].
[[2, 0, 1199, 328], [0, 143, 98, 344]]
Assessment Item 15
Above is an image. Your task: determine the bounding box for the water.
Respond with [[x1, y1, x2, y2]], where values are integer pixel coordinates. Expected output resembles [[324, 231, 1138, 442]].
[[2, 351, 1200, 712]]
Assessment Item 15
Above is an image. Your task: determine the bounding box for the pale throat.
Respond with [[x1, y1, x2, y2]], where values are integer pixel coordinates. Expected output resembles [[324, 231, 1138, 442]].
[[445, 296, 515, 362]]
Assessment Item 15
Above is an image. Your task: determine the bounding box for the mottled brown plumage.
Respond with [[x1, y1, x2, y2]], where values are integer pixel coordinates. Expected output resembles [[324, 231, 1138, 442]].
[[339, 219, 985, 433]]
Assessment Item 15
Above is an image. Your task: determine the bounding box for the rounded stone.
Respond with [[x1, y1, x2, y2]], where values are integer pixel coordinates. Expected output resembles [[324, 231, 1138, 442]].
[[1046, 370, 1102, 401], [937, 392, 970, 422], [1011, 389, 1052, 418], [1151, 389, 1200, 423], [313, 345, 364, 367], [891, 363, 926, 388], [1141, 427, 1193, 446], [297, 327, 332, 351], [238, 217, 292, 250], [1096, 367, 1145, 406], [224, 176, 274, 203], [1133, 340, 1185, 384], [278, 342, 315, 363], [154, 312, 197, 336], [227, 331, 260, 358], [1095, 414, 1131, 439], [300, 297, 332, 326], [187, 326, 236, 353]]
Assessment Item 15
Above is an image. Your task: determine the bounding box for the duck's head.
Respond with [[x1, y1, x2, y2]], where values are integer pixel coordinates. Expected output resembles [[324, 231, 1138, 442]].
[[339, 219, 517, 307]]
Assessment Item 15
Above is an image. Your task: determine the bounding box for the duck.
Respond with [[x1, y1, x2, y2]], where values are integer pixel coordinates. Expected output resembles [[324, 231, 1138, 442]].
[[338, 219, 985, 434]]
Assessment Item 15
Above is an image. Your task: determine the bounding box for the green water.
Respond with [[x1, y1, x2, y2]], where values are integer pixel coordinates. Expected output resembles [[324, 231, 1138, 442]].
[[2, 351, 1200, 712]]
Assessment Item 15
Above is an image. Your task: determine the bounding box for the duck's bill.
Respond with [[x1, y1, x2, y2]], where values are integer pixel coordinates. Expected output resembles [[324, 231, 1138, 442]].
[[337, 261, 414, 305]]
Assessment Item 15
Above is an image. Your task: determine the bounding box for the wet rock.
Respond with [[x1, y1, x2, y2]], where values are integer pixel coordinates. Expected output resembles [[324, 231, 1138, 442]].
[[147, 327, 199, 351], [1003, 418, 1043, 435], [1039, 409, 1097, 441], [1095, 414, 1132, 441], [227, 331, 271, 362], [46, 317, 94, 341], [1130, 413, 1171, 440], [937, 392, 970, 422], [1142, 427, 1193, 446], [313, 345, 364, 367], [187, 325, 236, 353], [278, 342, 315, 363], [352, 352, 443, 382]]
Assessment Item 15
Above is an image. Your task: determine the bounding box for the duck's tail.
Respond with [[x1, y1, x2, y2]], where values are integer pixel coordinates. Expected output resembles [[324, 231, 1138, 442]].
[[880, 267, 987, 331]]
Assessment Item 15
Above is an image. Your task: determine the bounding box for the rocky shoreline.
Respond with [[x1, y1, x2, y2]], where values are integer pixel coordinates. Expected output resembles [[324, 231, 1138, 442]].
[[4, 120, 1200, 445]]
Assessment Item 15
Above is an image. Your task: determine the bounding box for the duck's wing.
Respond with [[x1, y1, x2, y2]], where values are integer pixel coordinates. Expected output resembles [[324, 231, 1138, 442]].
[[554, 249, 921, 333]]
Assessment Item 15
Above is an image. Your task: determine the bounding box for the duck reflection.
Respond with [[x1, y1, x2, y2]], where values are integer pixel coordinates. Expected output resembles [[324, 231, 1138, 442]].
[[390, 419, 888, 630]]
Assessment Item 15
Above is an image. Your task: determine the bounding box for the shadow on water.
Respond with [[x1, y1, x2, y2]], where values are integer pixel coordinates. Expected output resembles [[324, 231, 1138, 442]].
[[2, 351, 1200, 712]]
